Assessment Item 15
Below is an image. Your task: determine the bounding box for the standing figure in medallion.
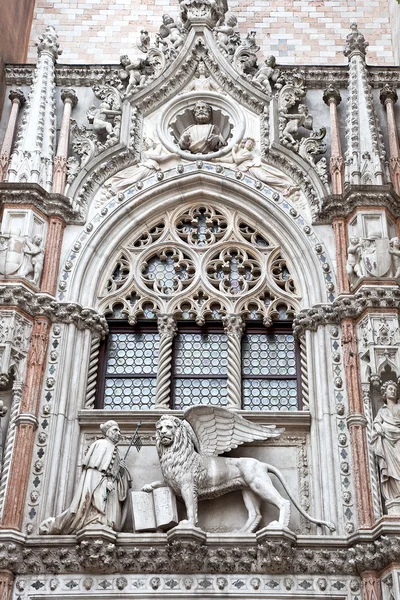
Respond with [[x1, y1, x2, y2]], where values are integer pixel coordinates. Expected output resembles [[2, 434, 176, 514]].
[[372, 381, 400, 508], [39, 420, 131, 534], [178, 101, 227, 154]]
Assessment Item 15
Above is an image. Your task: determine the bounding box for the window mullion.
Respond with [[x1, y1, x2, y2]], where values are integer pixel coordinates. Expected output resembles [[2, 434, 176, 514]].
[[223, 314, 245, 410], [154, 314, 177, 409]]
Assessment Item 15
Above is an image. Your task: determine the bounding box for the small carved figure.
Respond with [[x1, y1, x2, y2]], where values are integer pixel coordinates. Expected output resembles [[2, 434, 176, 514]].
[[119, 55, 148, 94], [137, 30, 150, 53], [252, 55, 280, 96], [159, 15, 185, 51], [142, 405, 335, 532], [346, 236, 362, 285], [109, 137, 178, 193], [87, 101, 121, 137], [389, 237, 400, 278], [23, 235, 44, 286], [39, 420, 131, 534], [225, 137, 300, 200], [185, 60, 221, 92], [372, 381, 400, 505], [214, 14, 238, 53], [178, 101, 226, 154], [281, 104, 313, 146]]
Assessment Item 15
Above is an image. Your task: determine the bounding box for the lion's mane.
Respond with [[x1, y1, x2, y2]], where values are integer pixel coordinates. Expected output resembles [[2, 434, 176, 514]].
[[156, 416, 202, 495]]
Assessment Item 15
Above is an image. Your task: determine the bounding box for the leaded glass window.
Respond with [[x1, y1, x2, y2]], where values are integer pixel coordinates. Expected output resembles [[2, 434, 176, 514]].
[[172, 327, 228, 409], [242, 325, 300, 411], [98, 323, 159, 410]]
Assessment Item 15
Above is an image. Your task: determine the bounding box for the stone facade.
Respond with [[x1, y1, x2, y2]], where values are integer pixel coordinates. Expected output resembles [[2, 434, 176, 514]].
[[0, 1, 400, 600]]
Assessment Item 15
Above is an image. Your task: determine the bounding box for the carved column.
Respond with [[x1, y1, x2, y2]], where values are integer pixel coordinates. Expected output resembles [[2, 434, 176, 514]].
[[361, 572, 382, 600], [344, 24, 386, 186], [51, 88, 78, 194], [380, 84, 400, 196], [323, 85, 344, 195], [40, 216, 65, 295], [0, 90, 26, 181], [332, 218, 349, 293], [342, 318, 374, 528], [223, 315, 245, 410], [155, 315, 177, 409], [7, 26, 61, 190], [1, 317, 50, 529], [0, 571, 14, 600]]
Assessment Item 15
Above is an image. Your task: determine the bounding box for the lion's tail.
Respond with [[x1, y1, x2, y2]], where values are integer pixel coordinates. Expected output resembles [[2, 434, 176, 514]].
[[267, 464, 336, 533]]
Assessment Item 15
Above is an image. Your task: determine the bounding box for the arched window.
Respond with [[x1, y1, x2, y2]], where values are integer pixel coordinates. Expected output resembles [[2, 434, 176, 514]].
[[96, 204, 301, 410]]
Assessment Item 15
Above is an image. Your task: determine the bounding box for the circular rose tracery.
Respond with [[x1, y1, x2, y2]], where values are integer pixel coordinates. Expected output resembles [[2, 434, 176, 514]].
[[140, 247, 195, 296], [206, 247, 261, 295]]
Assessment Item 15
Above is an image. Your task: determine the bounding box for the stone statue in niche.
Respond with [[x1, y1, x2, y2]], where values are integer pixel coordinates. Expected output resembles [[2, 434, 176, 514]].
[[185, 60, 221, 92], [372, 381, 400, 513], [142, 405, 335, 532], [389, 237, 400, 278], [346, 236, 363, 286], [39, 421, 131, 534], [178, 101, 227, 154], [23, 235, 44, 286], [252, 55, 281, 96], [280, 104, 313, 147], [107, 137, 178, 194]]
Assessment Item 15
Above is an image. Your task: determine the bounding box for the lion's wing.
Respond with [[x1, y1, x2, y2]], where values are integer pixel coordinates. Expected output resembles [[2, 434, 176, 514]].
[[184, 405, 284, 456]]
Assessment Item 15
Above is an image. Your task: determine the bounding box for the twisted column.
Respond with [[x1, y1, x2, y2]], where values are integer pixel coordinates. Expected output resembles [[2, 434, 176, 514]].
[[380, 84, 400, 195], [155, 315, 177, 409], [223, 315, 245, 410], [299, 336, 309, 410], [52, 88, 78, 194], [84, 335, 101, 409], [0, 383, 23, 518], [0, 90, 26, 181], [323, 85, 344, 195]]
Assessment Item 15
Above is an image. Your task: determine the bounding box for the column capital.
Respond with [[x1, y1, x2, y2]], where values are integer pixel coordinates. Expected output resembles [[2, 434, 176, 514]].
[[223, 314, 245, 337], [157, 314, 178, 337], [380, 83, 398, 106], [61, 88, 78, 107], [323, 84, 342, 107], [8, 89, 26, 106]]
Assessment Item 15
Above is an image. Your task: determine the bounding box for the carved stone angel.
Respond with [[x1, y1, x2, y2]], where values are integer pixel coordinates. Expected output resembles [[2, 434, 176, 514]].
[[143, 405, 335, 532]]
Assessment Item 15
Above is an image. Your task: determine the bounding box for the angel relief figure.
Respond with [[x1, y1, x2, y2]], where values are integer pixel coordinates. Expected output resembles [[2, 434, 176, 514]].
[[142, 405, 335, 533], [107, 137, 178, 194]]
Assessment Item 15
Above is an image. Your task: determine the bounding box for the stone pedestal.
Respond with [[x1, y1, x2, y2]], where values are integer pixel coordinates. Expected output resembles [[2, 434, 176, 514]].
[[256, 526, 297, 545], [385, 499, 400, 515], [167, 522, 207, 544], [76, 524, 117, 544]]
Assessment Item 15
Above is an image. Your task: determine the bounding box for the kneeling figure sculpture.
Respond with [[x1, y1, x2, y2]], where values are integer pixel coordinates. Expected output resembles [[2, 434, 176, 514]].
[[143, 406, 335, 533]]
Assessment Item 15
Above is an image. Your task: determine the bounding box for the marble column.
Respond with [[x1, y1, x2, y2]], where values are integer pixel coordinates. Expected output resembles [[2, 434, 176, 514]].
[[0, 571, 14, 600], [342, 318, 374, 528], [332, 217, 349, 293], [155, 315, 177, 408], [51, 88, 78, 194], [361, 572, 382, 600], [1, 317, 50, 529], [380, 84, 400, 196], [323, 84, 344, 195], [0, 90, 26, 181], [40, 216, 65, 295], [223, 314, 244, 410]]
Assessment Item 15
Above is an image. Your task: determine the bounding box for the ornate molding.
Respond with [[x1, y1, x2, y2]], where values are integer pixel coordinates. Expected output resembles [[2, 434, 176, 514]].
[[293, 285, 400, 336], [0, 183, 83, 224], [1, 532, 400, 575], [0, 284, 108, 336], [315, 185, 400, 224]]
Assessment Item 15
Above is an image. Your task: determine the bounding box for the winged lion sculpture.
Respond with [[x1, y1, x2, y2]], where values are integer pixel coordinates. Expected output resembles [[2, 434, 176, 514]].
[[142, 405, 335, 533]]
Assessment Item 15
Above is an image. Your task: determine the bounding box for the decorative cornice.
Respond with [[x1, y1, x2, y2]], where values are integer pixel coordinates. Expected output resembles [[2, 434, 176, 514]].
[[0, 183, 84, 224], [314, 185, 400, 223], [0, 284, 108, 336], [293, 286, 400, 336], [1, 532, 400, 575]]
